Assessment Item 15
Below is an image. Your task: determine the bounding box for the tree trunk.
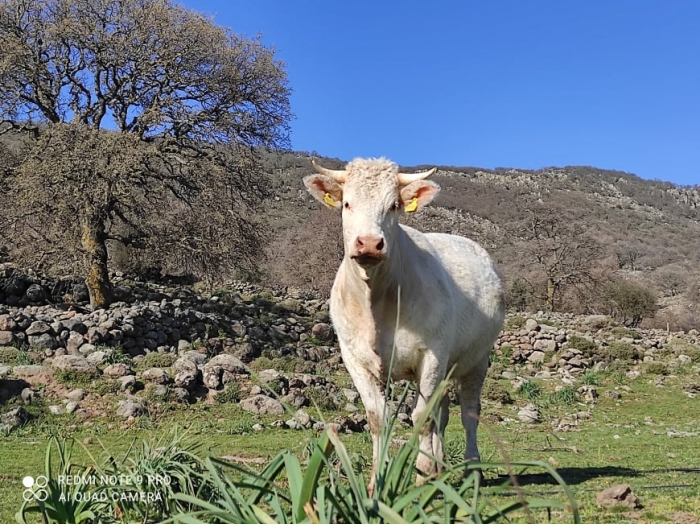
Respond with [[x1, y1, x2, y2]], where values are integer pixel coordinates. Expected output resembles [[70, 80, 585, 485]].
[[81, 207, 111, 309], [546, 278, 556, 312]]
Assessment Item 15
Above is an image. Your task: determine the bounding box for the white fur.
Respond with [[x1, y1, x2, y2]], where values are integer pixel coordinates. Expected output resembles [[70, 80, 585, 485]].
[[304, 158, 505, 488]]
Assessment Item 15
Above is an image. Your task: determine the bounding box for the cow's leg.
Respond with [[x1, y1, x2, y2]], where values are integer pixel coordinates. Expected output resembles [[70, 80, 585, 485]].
[[345, 364, 386, 495], [457, 356, 489, 472], [413, 352, 448, 483]]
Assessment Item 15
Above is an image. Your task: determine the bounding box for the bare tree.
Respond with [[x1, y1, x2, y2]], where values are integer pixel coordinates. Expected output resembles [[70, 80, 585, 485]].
[[0, 0, 291, 308], [517, 210, 603, 311]]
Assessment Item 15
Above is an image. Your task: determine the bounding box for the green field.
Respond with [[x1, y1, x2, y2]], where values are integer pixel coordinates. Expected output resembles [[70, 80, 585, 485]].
[[2, 364, 699, 523]]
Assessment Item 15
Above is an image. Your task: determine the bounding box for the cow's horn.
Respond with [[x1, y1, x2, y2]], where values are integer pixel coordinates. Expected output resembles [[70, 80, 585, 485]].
[[312, 158, 346, 183], [397, 168, 437, 185]]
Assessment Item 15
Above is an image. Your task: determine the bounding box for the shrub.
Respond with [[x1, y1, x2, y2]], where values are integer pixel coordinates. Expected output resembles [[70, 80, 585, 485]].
[[94, 380, 121, 396], [580, 369, 600, 386], [53, 369, 97, 386], [518, 379, 541, 400], [0, 346, 19, 363], [566, 335, 598, 356], [139, 352, 177, 369], [215, 383, 241, 404], [547, 386, 579, 406], [604, 279, 658, 327], [644, 362, 669, 375], [482, 380, 514, 404], [606, 341, 639, 362], [610, 327, 642, 340], [505, 316, 526, 331], [305, 386, 340, 412]]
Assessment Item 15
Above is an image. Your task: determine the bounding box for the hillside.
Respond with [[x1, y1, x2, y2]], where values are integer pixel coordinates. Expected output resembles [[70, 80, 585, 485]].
[[259, 152, 700, 330]]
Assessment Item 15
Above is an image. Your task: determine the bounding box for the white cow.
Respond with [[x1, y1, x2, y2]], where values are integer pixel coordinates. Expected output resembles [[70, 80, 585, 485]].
[[304, 157, 505, 488]]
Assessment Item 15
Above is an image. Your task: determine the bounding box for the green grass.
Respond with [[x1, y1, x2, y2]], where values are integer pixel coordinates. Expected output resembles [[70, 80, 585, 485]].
[[2, 366, 700, 522]]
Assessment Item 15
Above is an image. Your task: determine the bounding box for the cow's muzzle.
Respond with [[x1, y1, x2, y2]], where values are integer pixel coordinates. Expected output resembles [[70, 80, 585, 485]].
[[351, 235, 386, 266]]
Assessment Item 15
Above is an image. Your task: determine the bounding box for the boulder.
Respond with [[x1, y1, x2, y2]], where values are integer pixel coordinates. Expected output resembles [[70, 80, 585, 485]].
[[240, 394, 284, 415]]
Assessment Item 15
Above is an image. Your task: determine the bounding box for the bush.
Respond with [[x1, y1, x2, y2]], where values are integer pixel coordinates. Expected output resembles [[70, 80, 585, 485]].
[[139, 352, 177, 369], [606, 341, 639, 362], [644, 362, 668, 375], [482, 380, 514, 404], [0, 346, 19, 363], [610, 327, 642, 340], [604, 279, 658, 327], [566, 335, 598, 356], [215, 383, 241, 404]]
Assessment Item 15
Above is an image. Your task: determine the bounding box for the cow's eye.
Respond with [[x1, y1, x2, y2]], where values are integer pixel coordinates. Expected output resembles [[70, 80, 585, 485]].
[[344, 201, 350, 209], [389, 202, 399, 212]]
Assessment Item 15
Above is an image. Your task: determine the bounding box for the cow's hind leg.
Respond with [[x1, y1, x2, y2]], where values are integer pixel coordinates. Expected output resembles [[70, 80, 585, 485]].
[[457, 356, 489, 473]]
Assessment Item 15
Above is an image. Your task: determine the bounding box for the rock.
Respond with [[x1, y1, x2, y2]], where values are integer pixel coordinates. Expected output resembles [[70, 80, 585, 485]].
[[342, 388, 360, 404], [533, 339, 557, 353], [65, 389, 86, 402], [149, 384, 170, 397], [26, 321, 52, 336], [0, 331, 13, 345], [65, 401, 79, 414], [66, 332, 85, 354], [79, 344, 97, 355], [578, 385, 598, 403], [173, 358, 199, 389], [116, 399, 147, 418], [25, 284, 47, 302], [180, 350, 207, 366], [118, 375, 137, 392], [86, 350, 108, 365], [595, 484, 640, 509], [171, 388, 190, 403], [52, 355, 97, 375], [28, 333, 57, 350], [202, 365, 222, 390], [141, 367, 170, 384], [103, 363, 133, 378], [518, 404, 541, 423], [11, 365, 49, 377], [0, 315, 17, 331], [49, 405, 63, 415], [311, 322, 333, 341], [524, 319, 540, 332], [678, 354, 692, 365], [20, 388, 36, 404], [527, 350, 546, 363], [240, 394, 285, 415], [206, 354, 247, 374], [1, 406, 30, 429], [604, 390, 622, 400]]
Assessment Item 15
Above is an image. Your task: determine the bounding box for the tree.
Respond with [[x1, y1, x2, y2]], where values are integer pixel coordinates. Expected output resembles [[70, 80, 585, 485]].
[[0, 0, 291, 308], [517, 210, 602, 311], [604, 279, 657, 327]]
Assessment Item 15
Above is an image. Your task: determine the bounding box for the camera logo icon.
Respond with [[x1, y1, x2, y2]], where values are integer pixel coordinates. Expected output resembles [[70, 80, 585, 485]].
[[22, 476, 49, 502]]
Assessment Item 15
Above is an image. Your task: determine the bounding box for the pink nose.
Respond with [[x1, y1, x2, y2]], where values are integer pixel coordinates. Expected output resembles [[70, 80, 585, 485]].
[[354, 235, 385, 258]]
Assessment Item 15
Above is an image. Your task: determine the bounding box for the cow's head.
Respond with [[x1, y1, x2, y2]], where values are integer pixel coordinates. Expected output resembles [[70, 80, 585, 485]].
[[304, 158, 439, 269]]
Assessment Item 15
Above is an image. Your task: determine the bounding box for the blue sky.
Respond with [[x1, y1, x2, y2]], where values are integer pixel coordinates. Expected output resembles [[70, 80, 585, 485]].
[[181, 1, 700, 186]]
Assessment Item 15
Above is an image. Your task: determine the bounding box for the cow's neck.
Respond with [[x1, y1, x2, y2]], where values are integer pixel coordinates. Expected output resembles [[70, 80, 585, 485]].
[[345, 227, 409, 312]]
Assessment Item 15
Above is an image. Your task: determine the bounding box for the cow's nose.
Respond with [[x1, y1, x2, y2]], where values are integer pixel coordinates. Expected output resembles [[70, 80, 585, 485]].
[[355, 235, 385, 256]]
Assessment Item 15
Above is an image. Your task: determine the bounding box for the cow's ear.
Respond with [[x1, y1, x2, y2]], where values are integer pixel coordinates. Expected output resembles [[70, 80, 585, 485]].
[[399, 180, 440, 212], [303, 174, 343, 209]]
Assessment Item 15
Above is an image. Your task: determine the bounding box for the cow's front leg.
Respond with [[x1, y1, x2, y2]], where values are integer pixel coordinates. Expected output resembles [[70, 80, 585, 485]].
[[412, 351, 448, 483], [343, 359, 386, 495]]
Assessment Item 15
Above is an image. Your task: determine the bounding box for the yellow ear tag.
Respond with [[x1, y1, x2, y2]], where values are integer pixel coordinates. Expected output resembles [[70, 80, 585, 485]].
[[405, 197, 419, 212], [323, 193, 336, 207]]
